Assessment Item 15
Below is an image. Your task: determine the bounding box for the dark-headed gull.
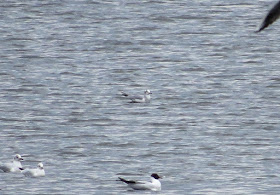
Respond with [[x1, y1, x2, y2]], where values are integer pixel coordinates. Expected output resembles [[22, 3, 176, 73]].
[[0, 154, 23, 173], [20, 162, 45, 177], [257, 0, 280, 32], [121, 90, 152, 103], [118, 173, 162, 191]]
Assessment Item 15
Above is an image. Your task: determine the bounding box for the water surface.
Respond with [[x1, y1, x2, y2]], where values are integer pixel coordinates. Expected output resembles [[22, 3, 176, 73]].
[[0, 0, 280, 194]]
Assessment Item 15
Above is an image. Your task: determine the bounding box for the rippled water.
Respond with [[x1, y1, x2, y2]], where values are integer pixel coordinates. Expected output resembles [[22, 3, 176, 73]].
[[1, 0, 280, 194]]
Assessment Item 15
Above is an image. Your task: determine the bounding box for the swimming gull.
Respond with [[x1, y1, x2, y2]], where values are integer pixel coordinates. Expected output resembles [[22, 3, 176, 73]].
[[0, 154, 23, 173], [20, 162, 45, 177], [121, 89, 152, 103], [118, 173, 162, 191]]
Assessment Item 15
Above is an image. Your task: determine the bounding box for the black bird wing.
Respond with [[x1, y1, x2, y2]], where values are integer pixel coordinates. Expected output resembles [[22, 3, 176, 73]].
[[258, 0, 280, 32], [118, 177, 136, 184]]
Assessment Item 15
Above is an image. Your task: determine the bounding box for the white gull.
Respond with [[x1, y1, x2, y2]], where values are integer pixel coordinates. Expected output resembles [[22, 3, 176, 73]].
[[121, 89, 152, 103], [118, 173, 162, 191], [0, 154, 23, 173], [20, 162, 45, 177]]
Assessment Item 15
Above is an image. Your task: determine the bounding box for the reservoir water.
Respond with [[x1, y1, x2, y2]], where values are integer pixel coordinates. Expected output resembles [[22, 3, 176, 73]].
[[0, 0, 280, 194]]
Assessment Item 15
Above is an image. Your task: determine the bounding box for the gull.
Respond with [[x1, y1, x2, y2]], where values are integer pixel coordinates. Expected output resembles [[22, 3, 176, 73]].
[[118, 173, 162, 191], [121, 89, 152, 103], [257, 0, 280, 32], [0, 154, 23, 173], [20, 162, 45, 177]]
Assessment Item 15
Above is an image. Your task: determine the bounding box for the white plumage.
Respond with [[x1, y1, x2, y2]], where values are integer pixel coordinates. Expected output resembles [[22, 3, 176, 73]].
[[121, 89, 152, 103], [119, 173, 162, 191], [21, 162, 45, 178], [0, 154, 23, 173]]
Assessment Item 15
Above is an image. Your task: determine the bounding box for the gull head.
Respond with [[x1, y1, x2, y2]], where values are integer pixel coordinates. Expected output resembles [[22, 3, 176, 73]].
[[151, 173, 161, 179], [144, 90, 152, 95], [14, 154, 24, 161], [37, 162, 44, 170]]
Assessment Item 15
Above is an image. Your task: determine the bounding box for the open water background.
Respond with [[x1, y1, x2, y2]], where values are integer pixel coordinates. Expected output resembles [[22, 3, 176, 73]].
[[0, 0, 280, 194]]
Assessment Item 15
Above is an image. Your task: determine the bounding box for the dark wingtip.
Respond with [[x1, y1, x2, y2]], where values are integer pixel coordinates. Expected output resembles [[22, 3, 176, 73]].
[[256, 0, 280, 33], [118, 177, 136, 184], [19, 167, 24, 170], [118, 177, 126, 182], [120, 91, 129, 97], [256, 25, 267, 33]]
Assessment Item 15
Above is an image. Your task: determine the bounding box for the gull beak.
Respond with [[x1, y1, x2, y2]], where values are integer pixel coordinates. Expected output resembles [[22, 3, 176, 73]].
[[158, 175, 165, 179]]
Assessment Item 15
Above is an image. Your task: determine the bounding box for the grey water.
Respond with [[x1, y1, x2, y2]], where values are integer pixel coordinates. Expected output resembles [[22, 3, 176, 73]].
[[0, 0, 280, 194]]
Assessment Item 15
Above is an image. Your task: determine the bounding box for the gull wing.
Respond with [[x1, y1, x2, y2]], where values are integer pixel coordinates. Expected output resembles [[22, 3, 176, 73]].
[[0, 164, 11, 172], [129, 181, 154, 190], [129, 95, 143, 100], [119, 177, 146, 185], [118, 177, 136, 184], [120, 91, 129, 97], [258, 1, 280, 32]]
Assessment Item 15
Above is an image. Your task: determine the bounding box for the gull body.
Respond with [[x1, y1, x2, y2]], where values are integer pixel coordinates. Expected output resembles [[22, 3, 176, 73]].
[[118, 173, 162, 191], [121, 90, 152, 103], [258, 0, 280, 32], [20, 162, 45, 177], [0, 154, 23, 173]]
